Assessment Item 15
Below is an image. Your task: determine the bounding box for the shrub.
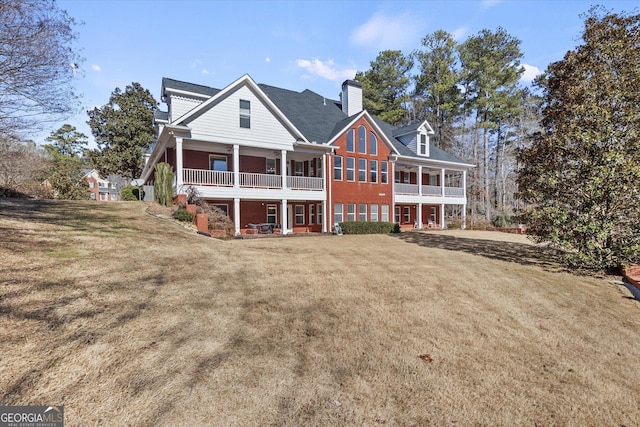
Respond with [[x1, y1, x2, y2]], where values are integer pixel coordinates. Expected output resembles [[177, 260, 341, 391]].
[[120, 185, 137, 201], [172, 206, 194, 222], [339, 221, 398, 234], [154, 162, 174, 207], [492, 213, 516, 228]]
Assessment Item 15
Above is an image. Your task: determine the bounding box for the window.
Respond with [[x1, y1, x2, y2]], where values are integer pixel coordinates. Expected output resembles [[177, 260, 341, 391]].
[[347, 203, 356, 222], [267, 205, 277, 224], [213, 204, 229, 216], [430, 174, 438, 186], [430, 207, 437, 223], [334, 203, 343, 224], [381, 204, 389, 222], [370, 204, 379, 222], [334, 156, 342, 180], [266, 158, 276, 175], [317, 203, 323, 225], [89, 182, 94, 188], [358, 204, 367, 221], [308, 160, 315, 177], [346, 129, 354, 152], [395, 171, 401, 183], [316, 157, 322, 178], [99, 182, 105, 188], [419, 133, 428, 155], [346, 157, 355, 181], [369, 132, 377, 156], [295, 205, 305, 225], [381, 161, 388, 184], [240, 99, 250, 128], [210, 155, 228, 171], [295, 161, 304, 176], [309, 204, 315, 224], [358, 125, 366, 154], [358, 158, 367, 182], [395, 206, 401, 223], [404, 172, 410, 184], [403, 207, 410, 223], [370, 160, 378, 183]]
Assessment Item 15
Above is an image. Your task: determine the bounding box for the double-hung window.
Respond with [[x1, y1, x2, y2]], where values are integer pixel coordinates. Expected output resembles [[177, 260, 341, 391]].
[[419, 134, 428, 155], [317, 203, 323, 225], [266, 158, 276, 174], [358, 204, 367, 221], [309, 204, 315, 225], [239, 99, 251, 128], [358, 158, 367, 182], [346, 157, 355, 181], [294, 161, 304, 176], [266, 205, 277, 224], [334, 203, 343, 224], [295, 205, 305, 225], [403, 207, 411, 223], [370, 160, 378, 183], [381, 204, 389, 222], [334, 156, 343, 180], [347, 203, 356, 222], [370, 204, 379, 222], [381, 161, 388, 184]]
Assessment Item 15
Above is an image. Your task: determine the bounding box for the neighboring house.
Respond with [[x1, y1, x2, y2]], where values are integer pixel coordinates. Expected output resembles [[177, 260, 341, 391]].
[[84, 169, 118, 201], [139, 75, 474, 235]]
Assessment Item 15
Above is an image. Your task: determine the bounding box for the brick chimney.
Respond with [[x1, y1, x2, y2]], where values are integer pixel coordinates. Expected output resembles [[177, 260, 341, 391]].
[[341, 79, 362, 116]]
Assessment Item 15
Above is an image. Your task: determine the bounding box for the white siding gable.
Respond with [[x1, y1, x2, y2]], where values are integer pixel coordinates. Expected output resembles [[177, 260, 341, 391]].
[[170, 96, 203, 123], [398, 133, 418, 153], [186, 85, 297, 150]]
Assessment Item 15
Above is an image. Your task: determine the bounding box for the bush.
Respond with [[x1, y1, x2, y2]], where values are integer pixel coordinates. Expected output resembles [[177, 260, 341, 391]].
[[120, 185, 138, 201], [154, 162, 174, 207], [172, 206, 194, 222], [492, 213, 516, 228], [338, 221, 399, 234]]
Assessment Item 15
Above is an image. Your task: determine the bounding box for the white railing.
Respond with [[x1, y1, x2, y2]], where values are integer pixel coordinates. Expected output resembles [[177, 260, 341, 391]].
[[445, 187, 465, 197], [422, 185, 442, 196], [239, 172, 282, 189], [183, 169, 233, 186], [395, 183, 419, 195], [287, 176, 324, 191]]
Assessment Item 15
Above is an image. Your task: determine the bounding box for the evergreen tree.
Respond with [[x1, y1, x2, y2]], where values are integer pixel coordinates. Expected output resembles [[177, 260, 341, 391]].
[[518, 9, 640, 270]]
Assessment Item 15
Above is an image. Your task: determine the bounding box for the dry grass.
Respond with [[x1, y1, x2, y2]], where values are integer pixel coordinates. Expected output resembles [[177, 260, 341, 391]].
[[1, 199, 640, 426]]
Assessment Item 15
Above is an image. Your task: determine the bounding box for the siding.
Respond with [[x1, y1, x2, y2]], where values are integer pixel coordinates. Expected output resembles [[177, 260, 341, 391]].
[[170, 96, 203, 122], [187, 86, 296, 149]]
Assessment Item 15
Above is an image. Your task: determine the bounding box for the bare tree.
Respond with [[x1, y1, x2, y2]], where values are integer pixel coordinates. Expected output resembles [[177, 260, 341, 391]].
[[0, 136, 51, 196], [0, 0, 81, 138]]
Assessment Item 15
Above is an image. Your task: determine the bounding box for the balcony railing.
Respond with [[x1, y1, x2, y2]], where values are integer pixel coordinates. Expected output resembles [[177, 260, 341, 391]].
[[287, 175, 323, 191], [182, 169, 323, 191], [394, 182, 465, 198]]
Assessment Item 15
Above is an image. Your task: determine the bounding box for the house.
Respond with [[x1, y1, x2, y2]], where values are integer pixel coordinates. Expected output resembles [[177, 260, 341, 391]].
[[138, 75, 473, 235], [84, 169, 118, 201]]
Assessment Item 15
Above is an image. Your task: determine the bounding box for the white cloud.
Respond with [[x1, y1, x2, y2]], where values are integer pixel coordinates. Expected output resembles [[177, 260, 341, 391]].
[[201, 69, 209, 75], [296, 58, 356, 82], [91, 64, 101, 72], [451, 27, 468, 41], [482, 0, 503, 9], [521, 63, 542, 83], [265, 57, 271, 63], [350, 11, 419, 50]]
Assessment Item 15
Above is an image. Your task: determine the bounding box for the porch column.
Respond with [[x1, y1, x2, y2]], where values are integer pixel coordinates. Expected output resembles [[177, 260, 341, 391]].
[[418, 166, 423, 196], [281, 199, 288, 235], [441, 168, 445, 197], [322, 200, 327, 233], [391, 161, 396, 223], [234, 198, 240, 236], [417, 202, 423, 229], [281, 150, 288, 189], [233, 144, 240, 189], [321, 153, 327, 188], [462, 204, 467, 230], [175, 137, 183, 191], [440, 203, 445, 229], [462, 170, 467, 201]]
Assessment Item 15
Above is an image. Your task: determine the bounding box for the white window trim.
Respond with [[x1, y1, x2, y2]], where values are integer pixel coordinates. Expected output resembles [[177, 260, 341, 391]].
[[295, 205, 305, 225], [358, 204, 367, 222], [370, 204, 379, 222], [334, 155, 343, 181], [309, 204, 315, 225], [358, 158, 367, 183], [347, 203, 356, 222], [346, 157, 355, 182]]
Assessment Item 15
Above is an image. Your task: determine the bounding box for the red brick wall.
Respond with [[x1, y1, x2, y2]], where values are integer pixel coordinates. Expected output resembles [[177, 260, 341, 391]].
[[86, 176, 99, 200], [327, 116, 393, 225]]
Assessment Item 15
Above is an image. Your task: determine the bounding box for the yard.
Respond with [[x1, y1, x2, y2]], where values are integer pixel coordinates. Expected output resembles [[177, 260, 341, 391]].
[[1, 199, 639, 426]]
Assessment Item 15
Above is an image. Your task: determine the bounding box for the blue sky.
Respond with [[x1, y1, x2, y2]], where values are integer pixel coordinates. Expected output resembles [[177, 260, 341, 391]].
[[50, 0, 638, 147]]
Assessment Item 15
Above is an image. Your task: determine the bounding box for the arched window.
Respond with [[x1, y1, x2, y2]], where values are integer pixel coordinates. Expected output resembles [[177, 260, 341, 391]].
[[346, 129, 354, 152], [358, 125, 366, 154], [369, 132, 377, 155]]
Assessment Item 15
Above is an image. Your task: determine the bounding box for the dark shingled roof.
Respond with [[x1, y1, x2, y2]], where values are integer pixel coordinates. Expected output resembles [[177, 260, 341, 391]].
[[162, 77, 221, 97], [159, 77, 471, 166], [154, 110, 169, 121]]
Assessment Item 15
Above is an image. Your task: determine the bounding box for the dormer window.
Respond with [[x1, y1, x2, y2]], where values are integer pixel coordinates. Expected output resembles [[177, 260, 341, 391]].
[[239, 99, 250, 128], [419, 133, 429, 156]]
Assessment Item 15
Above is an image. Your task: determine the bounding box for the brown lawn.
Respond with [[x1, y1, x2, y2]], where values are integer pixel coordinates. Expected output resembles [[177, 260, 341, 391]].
[[1, 199, 639, 426]]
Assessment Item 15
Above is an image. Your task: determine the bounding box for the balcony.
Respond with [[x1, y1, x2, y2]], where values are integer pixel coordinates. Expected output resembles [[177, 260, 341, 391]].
[[183, 168, 323, 191], [394, 183, 464, 197]]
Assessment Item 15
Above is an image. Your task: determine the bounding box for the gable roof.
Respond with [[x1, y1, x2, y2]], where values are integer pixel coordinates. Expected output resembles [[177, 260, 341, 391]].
[[159, 76, 472, 167]]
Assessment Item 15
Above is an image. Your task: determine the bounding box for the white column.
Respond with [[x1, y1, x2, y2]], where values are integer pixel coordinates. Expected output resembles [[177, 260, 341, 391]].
[[441, 168, 445, 197], [233, 144, 240, 189], [234, 198, 240, 236], [418, 165, 423, 196], [462, 204, 467, 230], [321, 153, 327, 186], [175, 137, 183, 191], [281, 199, 288, 235], [281, 150, 288, 189], [440, 203, 445, 229], [417, 202, 423, 229], [322, 200, 327, 233], [391, 161, 396, 222], [462, 170, 467, 201]]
